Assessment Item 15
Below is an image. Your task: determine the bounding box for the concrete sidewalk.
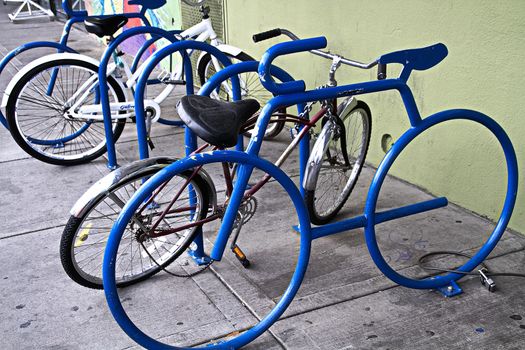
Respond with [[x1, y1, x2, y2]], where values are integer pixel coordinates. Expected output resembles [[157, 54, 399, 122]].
[[1, 5, 524, 350]]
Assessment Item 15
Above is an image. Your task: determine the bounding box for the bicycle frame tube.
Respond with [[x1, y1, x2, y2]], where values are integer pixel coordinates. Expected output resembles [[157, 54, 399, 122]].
[[180, 18, 217, 41]]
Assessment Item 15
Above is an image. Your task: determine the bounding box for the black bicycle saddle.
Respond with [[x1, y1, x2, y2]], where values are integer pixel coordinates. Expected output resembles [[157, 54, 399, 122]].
[[177, 95, 260, 148], [84, 15, 129, 38]]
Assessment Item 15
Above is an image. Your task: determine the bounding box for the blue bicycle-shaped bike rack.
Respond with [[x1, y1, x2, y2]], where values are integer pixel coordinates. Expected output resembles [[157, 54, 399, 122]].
[[100, 35, 518, 349]]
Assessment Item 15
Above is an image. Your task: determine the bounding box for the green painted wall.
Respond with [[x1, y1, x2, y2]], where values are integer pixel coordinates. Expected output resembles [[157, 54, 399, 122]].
[[223, 0, 525, 232]]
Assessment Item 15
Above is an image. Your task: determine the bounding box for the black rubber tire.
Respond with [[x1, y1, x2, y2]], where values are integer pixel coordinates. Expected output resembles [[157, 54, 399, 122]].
[[59, 167, 212, 289], [6, 58, 126, 166], [197, 51, 285, 139], [304, 101, 372, 225]]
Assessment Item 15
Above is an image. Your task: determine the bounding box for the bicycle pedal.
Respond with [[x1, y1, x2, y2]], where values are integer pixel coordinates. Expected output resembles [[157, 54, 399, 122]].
[[232, 245, 250, 268]]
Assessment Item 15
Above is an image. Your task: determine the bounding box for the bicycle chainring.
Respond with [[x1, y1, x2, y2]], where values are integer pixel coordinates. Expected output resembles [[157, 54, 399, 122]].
[[238, 196, 258, 225]]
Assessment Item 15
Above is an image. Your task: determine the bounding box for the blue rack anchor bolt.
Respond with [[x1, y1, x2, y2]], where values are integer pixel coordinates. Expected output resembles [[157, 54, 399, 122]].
[[435, 280, 463, 298], [188, 248, 212, 266], [187, 230, 212, 266]]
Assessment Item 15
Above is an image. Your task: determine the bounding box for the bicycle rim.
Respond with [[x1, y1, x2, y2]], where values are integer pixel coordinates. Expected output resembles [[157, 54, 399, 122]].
[[10, 63, 123, 163]]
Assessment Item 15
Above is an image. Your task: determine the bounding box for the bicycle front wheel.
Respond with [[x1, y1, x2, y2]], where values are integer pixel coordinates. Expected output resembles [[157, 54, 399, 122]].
[[6, 58, 126, 166], [60, 166, 212, 289], [305, 100, 372, 225]]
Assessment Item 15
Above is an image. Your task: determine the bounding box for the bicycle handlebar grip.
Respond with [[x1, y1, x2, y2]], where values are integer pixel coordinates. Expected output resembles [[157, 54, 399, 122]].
[[253, 28, 282, 43], [258, 36, 328, 95]]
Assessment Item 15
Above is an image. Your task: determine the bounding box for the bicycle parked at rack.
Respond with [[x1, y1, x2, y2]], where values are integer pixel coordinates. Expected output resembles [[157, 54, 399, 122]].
[[60, 30, 372, 289], [1, 0, 273, 167], [0, 0, 154, 131], [101, 30, 518, 349]]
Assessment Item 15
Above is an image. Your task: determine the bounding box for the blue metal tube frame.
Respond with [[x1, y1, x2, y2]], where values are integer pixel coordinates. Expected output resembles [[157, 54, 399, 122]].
[[311, 197, 448, 240], [103, 36, 519, 348], [98, 27, 183, 169]]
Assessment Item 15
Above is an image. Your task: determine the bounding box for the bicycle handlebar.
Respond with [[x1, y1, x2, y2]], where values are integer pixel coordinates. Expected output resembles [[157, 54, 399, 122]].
[[258, 36, 328, 95], [254, 28, 382, 86]]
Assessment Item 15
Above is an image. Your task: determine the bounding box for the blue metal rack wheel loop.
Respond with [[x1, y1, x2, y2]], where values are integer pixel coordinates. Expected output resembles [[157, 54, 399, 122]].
[[133, 40, 242, 158], [364, 109, 519, 289], [102, 36, 519, 348], [130, 30, 184, 76], [98, 27, 182, 169], [132, 30, 185, 127], [199, 61, 294, 98], [102, 151, 313, 350]]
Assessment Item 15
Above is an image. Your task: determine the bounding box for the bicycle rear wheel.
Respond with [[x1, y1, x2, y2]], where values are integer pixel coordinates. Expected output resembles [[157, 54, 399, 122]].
[[6, 58, 126, 166], [305, 100, 372, 225], [60, 166, 211, 289]]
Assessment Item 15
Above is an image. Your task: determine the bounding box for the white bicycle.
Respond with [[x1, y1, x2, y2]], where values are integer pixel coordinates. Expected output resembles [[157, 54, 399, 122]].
[[1, 0, 278, 166]]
